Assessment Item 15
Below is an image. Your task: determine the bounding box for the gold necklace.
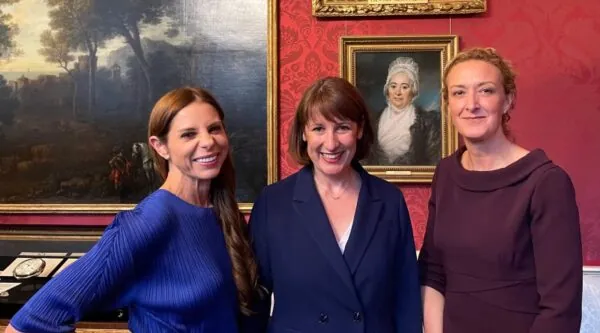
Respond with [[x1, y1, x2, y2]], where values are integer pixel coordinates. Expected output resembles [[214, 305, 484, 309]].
[[314, 176, 353, 200]]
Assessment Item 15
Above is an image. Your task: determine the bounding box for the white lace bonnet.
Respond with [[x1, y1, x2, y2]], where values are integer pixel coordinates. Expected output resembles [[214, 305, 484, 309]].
[[383, 56, 420, 100]]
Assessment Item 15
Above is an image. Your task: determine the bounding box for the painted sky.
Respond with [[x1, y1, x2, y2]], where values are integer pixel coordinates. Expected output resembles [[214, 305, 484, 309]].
[[0, 0, 267, 80], [0, 0, 185, 79], [1, 0, 55, 74]]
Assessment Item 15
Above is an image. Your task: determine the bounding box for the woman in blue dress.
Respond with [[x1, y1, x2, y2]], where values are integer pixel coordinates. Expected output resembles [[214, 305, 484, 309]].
[[5, 87, 258, 332]]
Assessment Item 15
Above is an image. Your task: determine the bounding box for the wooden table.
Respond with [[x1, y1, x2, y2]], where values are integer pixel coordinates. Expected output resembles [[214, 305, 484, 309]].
[[0, 321, 129, 332]]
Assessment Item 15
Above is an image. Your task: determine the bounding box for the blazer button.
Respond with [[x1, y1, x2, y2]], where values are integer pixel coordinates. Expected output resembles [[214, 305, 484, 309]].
[[318, 313, 329, 324], [353, 311, 362, 322]]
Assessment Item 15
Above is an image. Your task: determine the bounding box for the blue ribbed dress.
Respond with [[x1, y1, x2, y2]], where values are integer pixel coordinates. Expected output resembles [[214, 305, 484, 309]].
[[10, 189, 239, 332]]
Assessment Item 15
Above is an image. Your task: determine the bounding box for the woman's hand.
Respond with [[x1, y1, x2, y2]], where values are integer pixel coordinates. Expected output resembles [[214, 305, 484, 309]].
[[4, 324, 23, 333], [422, 286, 445, 333]]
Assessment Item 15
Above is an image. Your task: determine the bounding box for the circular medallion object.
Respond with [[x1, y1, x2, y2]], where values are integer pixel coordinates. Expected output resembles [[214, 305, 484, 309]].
[[13, 258, 46, 279]]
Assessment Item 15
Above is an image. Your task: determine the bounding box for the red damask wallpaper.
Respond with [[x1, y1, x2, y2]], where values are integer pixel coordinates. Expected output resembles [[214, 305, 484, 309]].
[[1, 0, 599, 265], [278, 0, 600, 265]]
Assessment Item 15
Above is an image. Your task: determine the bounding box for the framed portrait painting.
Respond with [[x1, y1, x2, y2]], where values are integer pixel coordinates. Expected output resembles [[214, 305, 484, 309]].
[[0, 0, 278, 215], [340, 35, 458, 183]]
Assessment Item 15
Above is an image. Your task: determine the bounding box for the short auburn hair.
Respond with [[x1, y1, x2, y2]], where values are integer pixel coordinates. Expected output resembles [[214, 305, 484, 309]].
[[288, 77, 374, 165]]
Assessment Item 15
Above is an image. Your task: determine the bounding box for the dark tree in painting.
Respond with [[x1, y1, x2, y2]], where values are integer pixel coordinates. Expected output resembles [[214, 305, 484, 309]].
[[45, 0, 115, 118], [39, 30, 78, 117], [0, 74, 18, 126], [0, 0, 20, 58], [94, 0, 176, 108]]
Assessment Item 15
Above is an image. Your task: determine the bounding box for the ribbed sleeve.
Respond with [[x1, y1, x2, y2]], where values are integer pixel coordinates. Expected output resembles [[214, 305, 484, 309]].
[[10, 216, 134, 333], [9, 190, 239, 333]]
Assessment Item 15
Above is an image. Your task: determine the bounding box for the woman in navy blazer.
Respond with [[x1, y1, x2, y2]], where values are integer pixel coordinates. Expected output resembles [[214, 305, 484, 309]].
[[243, 77, 422, 333]]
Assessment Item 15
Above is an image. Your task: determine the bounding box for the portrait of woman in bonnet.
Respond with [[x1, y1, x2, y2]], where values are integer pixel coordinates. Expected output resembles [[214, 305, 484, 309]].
[[369, 56, 441, 166]]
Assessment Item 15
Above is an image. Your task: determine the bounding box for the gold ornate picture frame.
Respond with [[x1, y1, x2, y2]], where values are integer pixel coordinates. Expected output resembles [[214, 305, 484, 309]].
[[313, 0, 486, 17], [0, 0, 278, 215], [340, 35, 459, 183]]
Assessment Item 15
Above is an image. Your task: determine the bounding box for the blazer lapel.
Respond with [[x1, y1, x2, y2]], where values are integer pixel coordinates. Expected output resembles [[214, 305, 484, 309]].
[[343, 166, 383, 274], [292, 166, 359, 302]]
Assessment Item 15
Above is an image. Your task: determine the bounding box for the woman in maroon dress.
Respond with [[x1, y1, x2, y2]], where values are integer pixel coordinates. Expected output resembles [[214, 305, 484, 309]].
[[418, 47, 582, 333]]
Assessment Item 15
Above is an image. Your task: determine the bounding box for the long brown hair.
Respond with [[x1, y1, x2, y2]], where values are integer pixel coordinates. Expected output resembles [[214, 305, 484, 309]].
[[147, 86, 257, 314]]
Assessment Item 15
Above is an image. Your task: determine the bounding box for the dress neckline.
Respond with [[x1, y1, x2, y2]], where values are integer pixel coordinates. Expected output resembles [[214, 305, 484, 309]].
[[450, 146, 551, 192], [156, 189, 215, 212]]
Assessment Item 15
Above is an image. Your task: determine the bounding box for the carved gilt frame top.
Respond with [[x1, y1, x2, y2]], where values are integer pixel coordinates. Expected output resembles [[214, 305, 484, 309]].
[[312, 0, 486, 17]]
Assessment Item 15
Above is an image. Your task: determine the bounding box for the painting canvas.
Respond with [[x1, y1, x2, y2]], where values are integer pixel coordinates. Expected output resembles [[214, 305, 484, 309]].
[[340, 35, 458, 182], [0, 0, 276, 213]]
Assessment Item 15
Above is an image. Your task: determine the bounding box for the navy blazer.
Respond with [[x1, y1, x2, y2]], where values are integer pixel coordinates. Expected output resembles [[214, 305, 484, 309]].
[[243, 163, 422, 333]]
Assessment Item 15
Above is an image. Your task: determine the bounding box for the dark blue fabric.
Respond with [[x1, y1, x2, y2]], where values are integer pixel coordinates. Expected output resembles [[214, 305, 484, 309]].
[[242, 164, 422, 333]]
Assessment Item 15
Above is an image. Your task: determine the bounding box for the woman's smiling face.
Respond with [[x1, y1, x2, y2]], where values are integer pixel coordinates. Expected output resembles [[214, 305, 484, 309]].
[[303, 111, 363, 178], [446, 60, 513, 143], [151, 101, 230, 186]]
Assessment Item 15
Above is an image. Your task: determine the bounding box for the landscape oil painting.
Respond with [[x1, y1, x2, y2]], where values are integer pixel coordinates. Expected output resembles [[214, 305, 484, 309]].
[[0, 0, 273, 212]]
